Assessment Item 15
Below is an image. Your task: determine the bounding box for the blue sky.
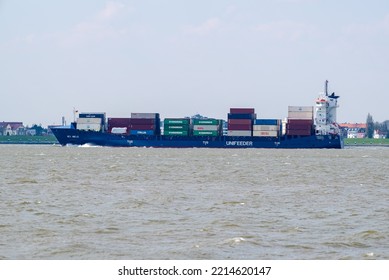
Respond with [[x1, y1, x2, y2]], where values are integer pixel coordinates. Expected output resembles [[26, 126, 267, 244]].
[[1, 0, 388, 126]]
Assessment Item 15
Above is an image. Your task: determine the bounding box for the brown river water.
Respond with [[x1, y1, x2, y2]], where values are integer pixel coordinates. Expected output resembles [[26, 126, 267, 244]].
[[0, 145, 388, 259]]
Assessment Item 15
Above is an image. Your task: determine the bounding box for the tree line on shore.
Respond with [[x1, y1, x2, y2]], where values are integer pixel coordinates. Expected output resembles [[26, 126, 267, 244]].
[[366, 113, 389, 138]]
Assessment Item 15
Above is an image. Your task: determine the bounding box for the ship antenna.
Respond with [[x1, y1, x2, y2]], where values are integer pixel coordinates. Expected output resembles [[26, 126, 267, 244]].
[[73, 107, 78, 122], [325, 80, 329, 96]]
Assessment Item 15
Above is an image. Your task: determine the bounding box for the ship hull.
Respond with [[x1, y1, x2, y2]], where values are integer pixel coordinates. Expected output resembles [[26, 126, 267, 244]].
[[51, 127, 343, 149]]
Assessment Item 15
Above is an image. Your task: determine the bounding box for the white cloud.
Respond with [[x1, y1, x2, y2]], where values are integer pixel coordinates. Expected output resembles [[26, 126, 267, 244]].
[[224, 5, 237, 17], [15, 33, 37, 44], [183, 18, 221, 35], [342, 13, 389, 36], [58, 1, 127, 47], [97, 1, 125, 21], [383, 14, 389, 29], [255, 20, 315, 41]]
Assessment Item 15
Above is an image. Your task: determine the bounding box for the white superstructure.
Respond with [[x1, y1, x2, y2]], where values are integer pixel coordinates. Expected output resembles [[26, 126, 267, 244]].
[[314, 80, 340, 135]]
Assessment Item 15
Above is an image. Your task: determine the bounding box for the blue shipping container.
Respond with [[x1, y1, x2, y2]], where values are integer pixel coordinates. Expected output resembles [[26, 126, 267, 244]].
[[130, 130, 155, 135], [79, 113, 105, 119], [254, 119, 280, 125], [227, 113, 256, 120]]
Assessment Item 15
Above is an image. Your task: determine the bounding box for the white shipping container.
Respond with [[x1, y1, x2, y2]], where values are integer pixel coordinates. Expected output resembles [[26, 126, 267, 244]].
[[288, 111, 313, 119], [77, 123, 101, 131], [252, 125, 280, 131], [253, 130, 279, 137], [131, 113, 158, 119], [193, 125, 219, 131], [77, 117, 102, 124], [227, 130, 252, 136], [288, 106, 313, 112], [111, 127, 127, 134]]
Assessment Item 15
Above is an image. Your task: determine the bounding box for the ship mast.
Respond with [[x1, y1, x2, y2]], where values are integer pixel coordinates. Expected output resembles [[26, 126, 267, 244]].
[[325, 80, 329, 96]]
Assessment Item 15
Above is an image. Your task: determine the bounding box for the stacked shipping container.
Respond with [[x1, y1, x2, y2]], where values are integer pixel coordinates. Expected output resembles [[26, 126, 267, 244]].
[[78, 106, 313, 137], [163, 118, 190, 136], [108, 118, 131, 134], [252, 119, 281, 137], [287, 106, 314, 136], [77, 113, 106, 132], [192, 119, 222, 136], [130, 113, 160, 136], [227, 108, 256, 136], [107, 113, 160, 135]]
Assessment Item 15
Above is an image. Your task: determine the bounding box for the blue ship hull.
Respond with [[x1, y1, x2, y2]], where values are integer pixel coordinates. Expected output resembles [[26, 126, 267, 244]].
[[51, 127, 343, 149]]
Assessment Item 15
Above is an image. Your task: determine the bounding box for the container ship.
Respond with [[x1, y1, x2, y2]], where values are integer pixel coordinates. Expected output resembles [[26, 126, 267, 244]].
[[51, 81, 343, 149]]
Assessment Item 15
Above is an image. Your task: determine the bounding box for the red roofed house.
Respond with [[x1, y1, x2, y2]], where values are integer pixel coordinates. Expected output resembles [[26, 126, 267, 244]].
[[0, 122, 25, 136], [339, 123, 366, 138]]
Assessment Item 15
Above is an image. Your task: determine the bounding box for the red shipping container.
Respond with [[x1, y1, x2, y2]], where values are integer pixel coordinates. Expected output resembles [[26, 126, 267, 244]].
[[287, 123, 313, 130], [287, 119, 313, 125], [230, 108, 255, 114], [129, 124, 156, 130], [228, 123, 252, 130], [108, 118, 132, 132], [286, 129, 312, 136], [108, 118, 132, 126], [129, 118, 157, 125], [228, 119, 253, 125]]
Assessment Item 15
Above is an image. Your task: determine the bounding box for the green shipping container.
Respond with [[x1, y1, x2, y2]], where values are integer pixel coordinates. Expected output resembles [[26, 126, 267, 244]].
[[164, 124, 189, 131], [192, 119, 220, 125], [164, 118, 190, 125], [164, 130, 189, 136], [193, 130, 219, 136]]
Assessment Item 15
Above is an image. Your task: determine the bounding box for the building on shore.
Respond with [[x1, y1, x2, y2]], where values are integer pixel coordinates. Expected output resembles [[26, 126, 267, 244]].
[[0, 122, 25, 136], [339, 123, 366, 138]]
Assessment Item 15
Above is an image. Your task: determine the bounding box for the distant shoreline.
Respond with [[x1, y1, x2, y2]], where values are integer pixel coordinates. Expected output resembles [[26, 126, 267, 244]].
[[0, 135, 58, 145], [343, 138, 389, 147], [0, 142, 58, 145], [345, 144, 389, 148]]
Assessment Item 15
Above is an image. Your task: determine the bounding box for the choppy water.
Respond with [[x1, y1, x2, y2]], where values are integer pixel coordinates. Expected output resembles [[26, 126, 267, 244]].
[[0, 145, 388, 259]]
